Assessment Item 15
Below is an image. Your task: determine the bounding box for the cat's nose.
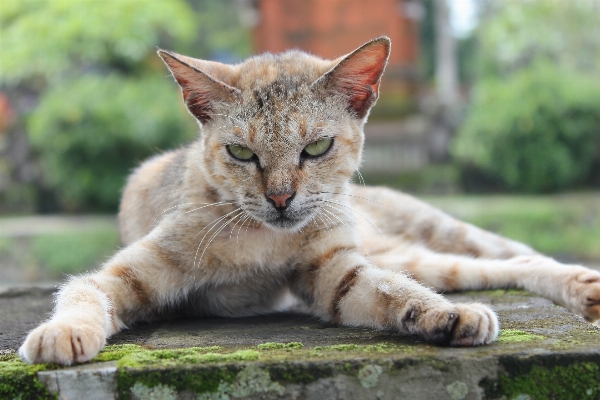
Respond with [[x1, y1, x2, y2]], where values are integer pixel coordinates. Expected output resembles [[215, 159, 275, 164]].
[[266, 192, 295, 210]]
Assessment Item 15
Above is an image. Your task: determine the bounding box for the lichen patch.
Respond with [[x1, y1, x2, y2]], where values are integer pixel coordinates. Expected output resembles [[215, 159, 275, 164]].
[[446, 380, 469, 400], [198, 366, 285, 399], [130, 382, 177, 400], [357, 364, 383, 389]]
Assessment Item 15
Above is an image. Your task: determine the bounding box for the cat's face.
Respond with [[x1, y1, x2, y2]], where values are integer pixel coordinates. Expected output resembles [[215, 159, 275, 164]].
[[159, 37, 390, 231]]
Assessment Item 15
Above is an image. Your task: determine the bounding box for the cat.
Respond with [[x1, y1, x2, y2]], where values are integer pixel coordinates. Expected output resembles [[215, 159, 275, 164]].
[[19, 36, 600, 365]]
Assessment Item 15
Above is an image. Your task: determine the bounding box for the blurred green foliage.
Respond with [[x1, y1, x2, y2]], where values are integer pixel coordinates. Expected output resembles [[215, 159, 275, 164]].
[[28, 75, 195, 211], [0, 228, 120, 279], [0, 0, 251, 212], [31, 229, 120, 274], [453, 0, 600, 193], [453, 61, 600, 192]]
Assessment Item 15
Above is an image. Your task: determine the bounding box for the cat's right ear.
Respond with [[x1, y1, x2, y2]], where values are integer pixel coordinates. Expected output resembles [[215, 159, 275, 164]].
[[311, 36, 391, 119], [157, 49, 241, 124]]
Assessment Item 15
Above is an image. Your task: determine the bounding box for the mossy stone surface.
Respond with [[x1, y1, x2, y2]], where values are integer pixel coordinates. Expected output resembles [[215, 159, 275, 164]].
[[2, 287, 600, 399]]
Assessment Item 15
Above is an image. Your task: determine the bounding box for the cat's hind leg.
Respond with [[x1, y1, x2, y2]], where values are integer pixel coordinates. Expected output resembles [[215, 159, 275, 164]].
[[351, 186, 537, 259], [371, 248, 600, 326]]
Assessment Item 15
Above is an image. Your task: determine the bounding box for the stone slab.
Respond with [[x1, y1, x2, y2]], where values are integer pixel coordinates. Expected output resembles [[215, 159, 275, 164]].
[[1, 287, 600, 399]]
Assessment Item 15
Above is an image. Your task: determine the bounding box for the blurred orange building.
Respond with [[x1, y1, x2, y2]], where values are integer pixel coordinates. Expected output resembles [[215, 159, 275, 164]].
[[253, 0, 422, 97]]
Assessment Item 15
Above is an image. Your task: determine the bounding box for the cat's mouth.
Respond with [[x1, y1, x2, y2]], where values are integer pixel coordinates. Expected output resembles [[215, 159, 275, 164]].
[[262, 208, 312, 231], [265, 213, 304, 230]]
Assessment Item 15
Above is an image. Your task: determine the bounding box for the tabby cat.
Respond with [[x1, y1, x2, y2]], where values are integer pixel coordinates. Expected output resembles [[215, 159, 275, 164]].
[[20, 36, 600, 365]]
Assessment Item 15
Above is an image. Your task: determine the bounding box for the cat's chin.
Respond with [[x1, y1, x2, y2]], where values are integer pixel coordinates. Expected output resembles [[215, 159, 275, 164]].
[[263, 214, 310, 232]]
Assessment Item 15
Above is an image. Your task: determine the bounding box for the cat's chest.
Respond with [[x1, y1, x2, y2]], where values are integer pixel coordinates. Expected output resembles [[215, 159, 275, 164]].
[[188, 225, 301, 282]]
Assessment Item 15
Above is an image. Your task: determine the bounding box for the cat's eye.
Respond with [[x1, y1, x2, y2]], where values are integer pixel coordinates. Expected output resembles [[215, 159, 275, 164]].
[[227, 144, 255, 161], [303, 138, 333, 157]]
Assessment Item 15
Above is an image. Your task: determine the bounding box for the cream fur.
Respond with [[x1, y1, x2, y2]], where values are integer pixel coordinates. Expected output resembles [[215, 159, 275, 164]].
[[20, 37, 600, 365]]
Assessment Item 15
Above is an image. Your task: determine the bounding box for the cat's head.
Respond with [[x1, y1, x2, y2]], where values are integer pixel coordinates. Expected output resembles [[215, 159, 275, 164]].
[[158, 37, 390, 231]]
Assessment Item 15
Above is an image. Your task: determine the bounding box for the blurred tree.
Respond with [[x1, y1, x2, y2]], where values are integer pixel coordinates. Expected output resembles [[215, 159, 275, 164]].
[[453, 0, 600, 192], [0, 0, 252, 212], [453, 61, 600, 192], [476, 0, 600, 78]]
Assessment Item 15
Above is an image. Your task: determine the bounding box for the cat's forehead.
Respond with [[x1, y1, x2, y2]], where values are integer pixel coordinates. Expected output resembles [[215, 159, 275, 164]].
[[232, 51, 335, 92]]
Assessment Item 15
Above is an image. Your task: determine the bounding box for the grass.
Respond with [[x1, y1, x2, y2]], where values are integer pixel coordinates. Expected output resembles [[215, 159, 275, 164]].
[[0, 227, 120, 279], [30, 229, 119, 274]]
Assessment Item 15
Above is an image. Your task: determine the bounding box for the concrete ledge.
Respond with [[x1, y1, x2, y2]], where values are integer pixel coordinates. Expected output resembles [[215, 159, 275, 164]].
[[1, 288, 600, 399]]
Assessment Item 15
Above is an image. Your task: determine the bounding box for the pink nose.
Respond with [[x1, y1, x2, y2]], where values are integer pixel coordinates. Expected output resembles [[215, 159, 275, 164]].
[[267, 193, 294, 209]]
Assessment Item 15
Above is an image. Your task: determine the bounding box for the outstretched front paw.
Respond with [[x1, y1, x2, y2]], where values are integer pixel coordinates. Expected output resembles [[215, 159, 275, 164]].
[[562, 267, 600, 326], [402, 301, 499, 346], [19, 319, 105, 365]]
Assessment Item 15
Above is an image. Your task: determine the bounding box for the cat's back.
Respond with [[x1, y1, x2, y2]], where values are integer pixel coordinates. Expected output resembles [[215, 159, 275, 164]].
[[119, 148, 188, 244]]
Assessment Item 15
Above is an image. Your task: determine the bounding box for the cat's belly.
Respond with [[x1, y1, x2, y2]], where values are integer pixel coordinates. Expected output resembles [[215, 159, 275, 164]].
[[185, 273, 300, 317]]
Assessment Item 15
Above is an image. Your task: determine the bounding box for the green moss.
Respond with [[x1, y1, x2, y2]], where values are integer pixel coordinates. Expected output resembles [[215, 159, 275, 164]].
[[312, 342, 411, 354], [497, 329, 544, 343], [268, 363, 334, 385], [495, 362, 600, 399], [94, 344, 228, 365], [93, 344, 145, 362], [116, 349, 259, 369], [487, 289, 531, 297], [117, 367, 238, 400], [0, 354, 56, 400], [257, 342, 304, 350]]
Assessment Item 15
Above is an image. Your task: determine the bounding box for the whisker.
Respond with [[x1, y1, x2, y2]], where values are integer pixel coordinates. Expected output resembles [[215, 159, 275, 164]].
[[181, 202, 234, 217], [236, 215, 251, 244], [315, 188, 403, 212], [228, 211, 248, 240], [193, 208, 242, 268], [355, 170, 366, 186], [323, 200, 388, 252], [197, 210, 244, 265], [322, 207, 369, 256], [322, 207, 352, 232], [152, 201, 232, 226]]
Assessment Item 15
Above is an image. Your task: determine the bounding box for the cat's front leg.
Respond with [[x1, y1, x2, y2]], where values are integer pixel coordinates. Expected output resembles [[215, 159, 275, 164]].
[[371, 252, 600, 326], [291, 241, 499, 346], [18, 276, 116, 364], [19, 235, 187, 364]]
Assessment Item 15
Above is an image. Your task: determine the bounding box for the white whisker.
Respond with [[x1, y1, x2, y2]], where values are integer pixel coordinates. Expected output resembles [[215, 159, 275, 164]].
[[193, 208, 242, 269]]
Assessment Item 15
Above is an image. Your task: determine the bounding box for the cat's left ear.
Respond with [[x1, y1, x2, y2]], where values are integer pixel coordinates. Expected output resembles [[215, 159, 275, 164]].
[[157, 49, 241, 124], [312, 36, 391, 119]]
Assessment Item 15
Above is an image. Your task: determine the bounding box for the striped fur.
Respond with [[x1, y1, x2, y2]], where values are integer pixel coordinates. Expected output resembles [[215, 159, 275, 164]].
[[20, 37, 600, 365]]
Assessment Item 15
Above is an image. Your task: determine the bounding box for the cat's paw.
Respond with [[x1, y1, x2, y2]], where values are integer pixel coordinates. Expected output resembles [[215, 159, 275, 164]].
[[404, 301, 498, 346], [561, 267, 600, 326], [19, 319, 105, 365]]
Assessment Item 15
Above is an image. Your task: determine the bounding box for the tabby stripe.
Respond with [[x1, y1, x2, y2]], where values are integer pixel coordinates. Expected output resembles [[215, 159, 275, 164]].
[[306, 246, 356, 287], [419, 222, 435, 244], [443, 262, 460, 291], [331, 266, 362, 323], [107, 265, 150, 305]]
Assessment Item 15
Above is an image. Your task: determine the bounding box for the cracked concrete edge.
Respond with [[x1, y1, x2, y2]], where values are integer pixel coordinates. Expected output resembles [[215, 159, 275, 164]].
[[31, 352, 599, 400], [37, 361, 118, 400]]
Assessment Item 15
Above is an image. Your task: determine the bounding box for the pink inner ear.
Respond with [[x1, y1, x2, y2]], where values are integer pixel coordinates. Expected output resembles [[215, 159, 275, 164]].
[[330, 41, 389, 117]]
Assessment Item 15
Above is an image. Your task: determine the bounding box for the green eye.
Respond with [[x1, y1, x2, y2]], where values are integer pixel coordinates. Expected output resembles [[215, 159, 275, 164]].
[[304, 138, 332, 157], [227, 144, 255, 160]]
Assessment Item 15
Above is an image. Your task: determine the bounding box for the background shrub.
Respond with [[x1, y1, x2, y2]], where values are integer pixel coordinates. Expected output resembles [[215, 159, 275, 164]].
[[452, 61, 600, 192], [28, 75, 196, 211]]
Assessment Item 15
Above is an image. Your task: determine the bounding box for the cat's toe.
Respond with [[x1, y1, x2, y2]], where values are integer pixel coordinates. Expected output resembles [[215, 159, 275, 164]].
[[19, 319, 105, 365], [564, 268, 600, 324], [450, 303, 499, 346]]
